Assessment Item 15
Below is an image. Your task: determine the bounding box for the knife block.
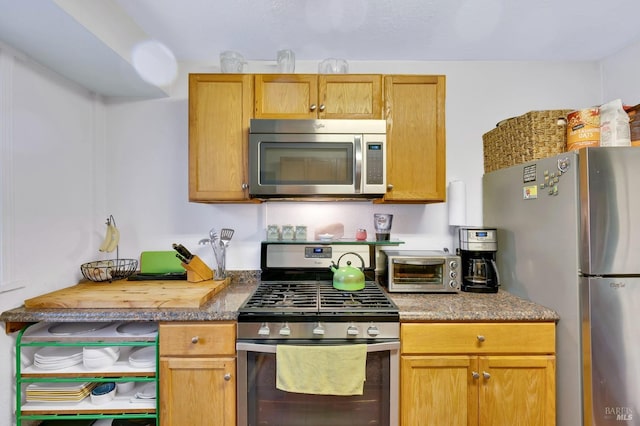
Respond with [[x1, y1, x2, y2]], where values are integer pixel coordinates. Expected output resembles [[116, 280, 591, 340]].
[[181, 255, 213, 282]]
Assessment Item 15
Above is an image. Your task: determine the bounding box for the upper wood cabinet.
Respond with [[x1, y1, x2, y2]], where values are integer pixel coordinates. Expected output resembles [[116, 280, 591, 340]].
[[189, 74, 255, 202], [254, 74, 382, 119], [381, 75, 446, 203], [188, 73, 446, 203]]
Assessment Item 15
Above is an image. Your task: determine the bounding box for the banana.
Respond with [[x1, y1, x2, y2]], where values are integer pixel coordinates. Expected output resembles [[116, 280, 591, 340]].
[[105, 223, 120, 253], [98, 221, 114, 252]]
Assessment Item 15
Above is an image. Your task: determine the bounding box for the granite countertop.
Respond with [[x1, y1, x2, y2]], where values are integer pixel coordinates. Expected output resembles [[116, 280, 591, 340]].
[[0, 274, 559, 326]]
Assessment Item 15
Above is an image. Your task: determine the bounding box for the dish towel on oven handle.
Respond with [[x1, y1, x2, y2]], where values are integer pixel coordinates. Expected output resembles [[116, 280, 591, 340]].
[[276, 344, 367, 396]]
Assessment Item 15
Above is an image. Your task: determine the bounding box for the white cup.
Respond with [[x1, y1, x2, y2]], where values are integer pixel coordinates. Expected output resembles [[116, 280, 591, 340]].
[[220, 51, 247, 73], [318, 58, 349, 74], [277, 49, 295, 73]]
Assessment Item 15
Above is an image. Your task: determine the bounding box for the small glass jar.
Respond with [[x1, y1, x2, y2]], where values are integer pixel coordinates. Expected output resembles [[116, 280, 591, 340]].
[[295, 225, 307, 241], [356, 228, 367, 241], [281, 225, 295, 241], [267, 225, 280, 241]]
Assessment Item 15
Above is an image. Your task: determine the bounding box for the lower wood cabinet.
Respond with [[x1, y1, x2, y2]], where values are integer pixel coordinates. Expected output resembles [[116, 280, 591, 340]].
[[400, 322, 556, 426], [159, 321, 236, 426]]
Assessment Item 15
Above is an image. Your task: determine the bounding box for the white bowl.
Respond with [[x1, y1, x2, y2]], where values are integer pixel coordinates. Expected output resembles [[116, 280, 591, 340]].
[[116, 381, 135, 393], [318, 233, 334, 241], [90, 382, 116, 405]]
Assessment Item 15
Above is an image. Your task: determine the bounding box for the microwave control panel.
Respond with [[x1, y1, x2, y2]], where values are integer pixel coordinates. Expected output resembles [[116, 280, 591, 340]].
[[365, 142, 385, 185]]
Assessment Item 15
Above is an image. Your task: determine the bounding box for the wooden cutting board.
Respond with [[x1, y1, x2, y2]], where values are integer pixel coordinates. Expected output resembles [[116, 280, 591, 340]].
[[24, 278, 230, 309]]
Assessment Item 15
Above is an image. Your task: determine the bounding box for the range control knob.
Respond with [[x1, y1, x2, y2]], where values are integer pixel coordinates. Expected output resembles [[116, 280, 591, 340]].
[[347, 325, 360, 336], [367, 325, 380, 337], [279, 323, 291, 336], [449, 280, 458, 288], [449, 270, 457, 278], [450, 260, 458, 269], [313, 323, 326, 335], [258, 323, 270, 336]]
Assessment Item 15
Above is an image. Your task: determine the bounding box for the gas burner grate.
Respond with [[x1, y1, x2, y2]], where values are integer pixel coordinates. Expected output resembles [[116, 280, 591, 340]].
[[241, 282, 319, 311], [318, 281, 397, 312], [239, 280, 397, 314]]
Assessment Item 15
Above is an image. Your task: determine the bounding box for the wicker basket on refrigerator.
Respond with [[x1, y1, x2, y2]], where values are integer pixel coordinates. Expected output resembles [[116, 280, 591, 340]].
[[482, 109, 573, 173]]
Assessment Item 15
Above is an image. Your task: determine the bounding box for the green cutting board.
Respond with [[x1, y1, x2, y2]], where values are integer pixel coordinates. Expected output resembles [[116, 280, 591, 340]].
[[140, 251, 185, 274]]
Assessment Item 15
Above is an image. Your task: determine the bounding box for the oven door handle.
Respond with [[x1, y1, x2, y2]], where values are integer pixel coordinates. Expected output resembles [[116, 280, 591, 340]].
[[236, 340, 399, 353]]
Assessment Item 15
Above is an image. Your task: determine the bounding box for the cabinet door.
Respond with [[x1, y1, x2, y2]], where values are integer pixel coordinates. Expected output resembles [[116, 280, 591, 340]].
[[382, 75, 446, 202], [255, 74, 318, 119], [159, 356, 236, 426], [189, 74, 254, 202], [478, 355, 556, 426], [319, 75, 382, 119], [401, 355, 478, 426]]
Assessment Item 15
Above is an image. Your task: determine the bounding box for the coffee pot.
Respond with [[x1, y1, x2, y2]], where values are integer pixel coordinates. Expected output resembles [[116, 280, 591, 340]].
[[457, 227, 500, 293]]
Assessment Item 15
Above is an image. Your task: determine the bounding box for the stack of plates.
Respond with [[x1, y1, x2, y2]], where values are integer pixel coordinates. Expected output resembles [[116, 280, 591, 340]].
[[133, 382, 156, 401], [129, 346, 155, 369], [26, 382, 97, 402], [83, 346, 121, 369], [34, 346, 83, 370]]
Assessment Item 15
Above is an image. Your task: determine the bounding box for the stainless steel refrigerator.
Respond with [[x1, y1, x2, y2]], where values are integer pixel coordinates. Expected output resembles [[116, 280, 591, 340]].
[[483, 147, 640, 426]]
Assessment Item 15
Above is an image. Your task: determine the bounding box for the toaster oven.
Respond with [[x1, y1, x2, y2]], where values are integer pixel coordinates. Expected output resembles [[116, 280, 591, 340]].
[[380, 250, 461, 293]]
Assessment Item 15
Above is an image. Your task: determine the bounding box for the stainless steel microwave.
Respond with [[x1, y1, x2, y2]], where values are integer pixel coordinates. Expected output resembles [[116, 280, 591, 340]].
[[248, 119, 387, 198]]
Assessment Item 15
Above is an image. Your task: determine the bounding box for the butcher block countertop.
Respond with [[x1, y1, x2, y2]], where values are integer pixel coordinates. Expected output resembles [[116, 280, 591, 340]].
[[0, 271, 559, 329]]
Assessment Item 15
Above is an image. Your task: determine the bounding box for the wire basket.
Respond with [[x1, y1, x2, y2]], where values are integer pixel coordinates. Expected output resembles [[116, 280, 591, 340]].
[[80, 259, 138, 283]]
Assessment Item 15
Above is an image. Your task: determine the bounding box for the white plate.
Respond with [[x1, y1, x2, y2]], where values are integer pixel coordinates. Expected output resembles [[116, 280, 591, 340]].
[[318, 233, 334, 241], [135, 382, 157, 399], [47, 322, 111, 336], [116, 322, 158, 336], [35, 346, 83, 360], [129, 346, 156, 368]]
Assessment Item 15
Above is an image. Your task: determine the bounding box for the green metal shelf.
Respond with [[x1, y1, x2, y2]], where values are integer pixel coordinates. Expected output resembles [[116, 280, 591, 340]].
[[15, 322, 159, 426]]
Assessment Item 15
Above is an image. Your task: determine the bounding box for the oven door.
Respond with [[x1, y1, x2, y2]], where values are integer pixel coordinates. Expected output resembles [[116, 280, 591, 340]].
[[236, 341, 399, 426]]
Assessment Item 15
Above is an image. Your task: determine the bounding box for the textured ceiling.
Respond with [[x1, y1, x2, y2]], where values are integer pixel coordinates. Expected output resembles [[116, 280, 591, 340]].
[[116, 0, 640, 61], [1, 0, 640, 97]]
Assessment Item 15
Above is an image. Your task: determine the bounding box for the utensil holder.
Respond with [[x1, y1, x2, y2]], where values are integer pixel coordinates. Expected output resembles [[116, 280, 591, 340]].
[[181, 255, 213, 282]]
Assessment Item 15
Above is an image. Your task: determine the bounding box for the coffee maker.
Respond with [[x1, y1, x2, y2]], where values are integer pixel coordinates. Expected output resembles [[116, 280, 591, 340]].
[[457, 227, 499, 293]]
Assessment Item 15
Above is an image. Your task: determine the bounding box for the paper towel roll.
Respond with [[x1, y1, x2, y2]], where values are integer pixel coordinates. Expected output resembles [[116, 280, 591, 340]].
[[448, 180, 467, 226]]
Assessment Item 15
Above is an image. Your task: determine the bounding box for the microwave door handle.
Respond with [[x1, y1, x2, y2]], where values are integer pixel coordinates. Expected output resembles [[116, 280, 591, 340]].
[[354, 136, 362, 193]]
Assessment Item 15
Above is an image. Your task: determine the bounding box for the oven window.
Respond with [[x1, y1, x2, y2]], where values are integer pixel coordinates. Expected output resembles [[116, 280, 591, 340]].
[[259, 142, 354, 185], [393, 259, 443, 284], [245, 351, 390, 426]]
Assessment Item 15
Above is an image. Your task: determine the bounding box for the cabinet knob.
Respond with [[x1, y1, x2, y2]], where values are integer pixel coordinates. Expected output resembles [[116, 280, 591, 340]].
[[309, 104, 317, 111], [482, 371, 491, 380], [387, 184, 393, 190], [476, 335, 486, 342], [191, 336, 199, 344], [224, 373, 232, 381], [241, 183, 248, 190], [319, 104, 326, 112], [472, 371, 480, 379]]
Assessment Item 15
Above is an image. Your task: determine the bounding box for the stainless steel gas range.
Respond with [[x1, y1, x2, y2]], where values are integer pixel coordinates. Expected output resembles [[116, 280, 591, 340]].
[[236, 242, 400, 426]]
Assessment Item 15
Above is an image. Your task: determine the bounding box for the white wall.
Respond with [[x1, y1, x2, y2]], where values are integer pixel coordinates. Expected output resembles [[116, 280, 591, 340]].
[[5, 43, 640, 425], [601, 39, 640, 104], [106, 59, 602, 269], [0, 45, 106, 425]]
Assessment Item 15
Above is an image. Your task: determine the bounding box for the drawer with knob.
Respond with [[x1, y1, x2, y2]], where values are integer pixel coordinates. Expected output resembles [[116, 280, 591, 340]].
[[159, 322, 236, 356], [401, 322, 555, 354]]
